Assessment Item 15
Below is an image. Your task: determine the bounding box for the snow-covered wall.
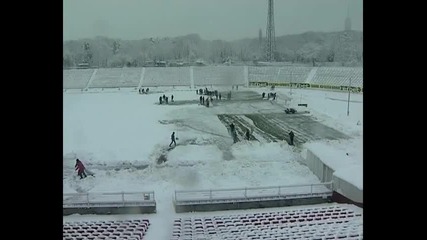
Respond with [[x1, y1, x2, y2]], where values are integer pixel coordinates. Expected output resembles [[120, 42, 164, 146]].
[[304, 143, 362, 204], [305, 150, 335, 183], [333, 168, 363, 203]]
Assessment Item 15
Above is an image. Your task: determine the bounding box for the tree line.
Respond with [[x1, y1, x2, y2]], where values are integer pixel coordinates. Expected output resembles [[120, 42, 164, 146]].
[[63, 31, 362, 68]]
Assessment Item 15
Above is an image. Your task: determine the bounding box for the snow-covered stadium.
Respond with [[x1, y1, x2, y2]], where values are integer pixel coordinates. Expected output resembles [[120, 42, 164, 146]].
[[63, 65, 363, 239]]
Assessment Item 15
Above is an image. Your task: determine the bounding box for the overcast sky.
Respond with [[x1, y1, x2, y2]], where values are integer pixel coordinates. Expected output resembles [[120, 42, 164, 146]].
[[63, 0, 363, 41]]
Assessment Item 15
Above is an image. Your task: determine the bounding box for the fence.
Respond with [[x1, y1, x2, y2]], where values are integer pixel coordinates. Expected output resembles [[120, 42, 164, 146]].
[[63, 191, 156, 208], [174, 182, 333, 204]]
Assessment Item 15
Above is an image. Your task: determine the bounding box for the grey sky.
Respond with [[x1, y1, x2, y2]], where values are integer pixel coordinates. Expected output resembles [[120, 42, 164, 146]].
[[63, 0, 362, 41]]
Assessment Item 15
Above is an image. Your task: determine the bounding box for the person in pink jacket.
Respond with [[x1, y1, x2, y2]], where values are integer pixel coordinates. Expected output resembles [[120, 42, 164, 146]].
[[75, 159, 87, 179]]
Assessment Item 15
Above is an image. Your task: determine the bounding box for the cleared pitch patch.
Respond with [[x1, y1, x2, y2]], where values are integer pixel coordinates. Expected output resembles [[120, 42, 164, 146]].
[[218, 113, 349, 146]]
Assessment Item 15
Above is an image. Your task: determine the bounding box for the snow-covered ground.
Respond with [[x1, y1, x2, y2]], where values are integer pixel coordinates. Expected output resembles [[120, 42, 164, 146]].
[[63, 85, 363, 239]]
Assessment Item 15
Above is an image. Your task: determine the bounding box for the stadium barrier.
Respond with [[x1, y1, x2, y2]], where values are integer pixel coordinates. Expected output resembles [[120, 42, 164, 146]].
[[340, 86, 363, 93], [173, 182, 333, 213], [63, 191, 156, 215], [249, 81, 363, 93], [248, 82, 310, 88]]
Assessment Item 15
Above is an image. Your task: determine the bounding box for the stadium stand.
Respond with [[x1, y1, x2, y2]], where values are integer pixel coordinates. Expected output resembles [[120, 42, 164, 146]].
[[63, 69, 95, 89], [90, 68, 141, 88], [143, 67, 191, 87], [63, 219, 150, 240], [193, 66, 245, 86], [170, 204, 362, 240], [309, 67, 363, 88], [248, 66, 313, 84], [63, 66, 363, 92]]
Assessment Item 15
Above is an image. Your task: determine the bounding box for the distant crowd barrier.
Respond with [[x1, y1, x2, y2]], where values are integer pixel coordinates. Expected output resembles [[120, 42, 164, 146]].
[[248, 82, 310, 88], [248, 81, 363, 93]]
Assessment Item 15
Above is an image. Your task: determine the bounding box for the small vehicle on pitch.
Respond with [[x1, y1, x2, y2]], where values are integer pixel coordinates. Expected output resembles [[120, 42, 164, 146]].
[[285, 108, 297, 114]]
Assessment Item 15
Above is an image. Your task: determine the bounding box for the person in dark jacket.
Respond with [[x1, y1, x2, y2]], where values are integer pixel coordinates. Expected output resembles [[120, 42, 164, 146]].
[[229, 123, 237, 143], [75, 159, 87, 179], [289, 131, 295, 145], [230, 123, 235, 133], [245, 129, 250, 140], [169, 132, 176, 147]]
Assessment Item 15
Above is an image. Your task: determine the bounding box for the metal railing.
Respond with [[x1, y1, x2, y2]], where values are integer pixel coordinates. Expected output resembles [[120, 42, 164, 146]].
[[63, 191, 156, 208], [174, 182, 332, 204]]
